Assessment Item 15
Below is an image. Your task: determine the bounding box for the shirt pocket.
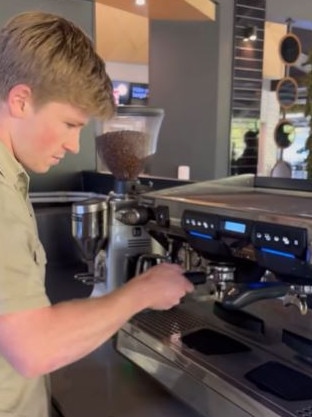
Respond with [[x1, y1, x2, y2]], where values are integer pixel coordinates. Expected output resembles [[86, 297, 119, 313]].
[[33, 240, 47, 280]]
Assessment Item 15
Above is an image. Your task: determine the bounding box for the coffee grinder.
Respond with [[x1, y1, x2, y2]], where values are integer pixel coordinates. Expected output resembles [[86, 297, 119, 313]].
[[72, 106, 164, 295]]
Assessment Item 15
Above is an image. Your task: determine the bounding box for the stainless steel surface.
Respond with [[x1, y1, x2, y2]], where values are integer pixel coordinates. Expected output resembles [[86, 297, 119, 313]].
[[72, 198, 108, 282], [69, 191, 156, 295], [140, 176, 312, 225], [51, 340, 202, 417], [35, 183, 312, 417], [30, 191, 106, 204], [72, 199, 108, 255], [113, 176, 312, 417], [135, 253, 169, 275], [105, 196, 152, 293], [138, 176, 312, 285], [117, 300, 312, 417]]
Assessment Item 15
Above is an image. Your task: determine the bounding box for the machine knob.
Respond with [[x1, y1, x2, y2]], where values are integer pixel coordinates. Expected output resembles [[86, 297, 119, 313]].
[[115, 207, 151, 225]]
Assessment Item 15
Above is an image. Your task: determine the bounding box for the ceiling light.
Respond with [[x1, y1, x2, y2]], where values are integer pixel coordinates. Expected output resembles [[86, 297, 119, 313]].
[[243, 26, 257, 42], [135, 0, 146, 5]]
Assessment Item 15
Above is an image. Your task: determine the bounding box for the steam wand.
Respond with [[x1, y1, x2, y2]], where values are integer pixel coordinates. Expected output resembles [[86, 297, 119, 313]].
[[220, 281, 312, 316], [283, 285, 312, 315]]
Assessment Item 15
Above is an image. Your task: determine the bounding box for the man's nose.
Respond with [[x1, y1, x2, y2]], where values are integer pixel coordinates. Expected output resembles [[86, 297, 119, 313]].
[[64, 133, 80, 154]]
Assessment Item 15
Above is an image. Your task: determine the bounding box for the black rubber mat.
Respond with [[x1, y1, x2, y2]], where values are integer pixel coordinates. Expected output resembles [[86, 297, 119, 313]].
[[213, 301, 265, 334], [245, 361, 312, 401], [181, 328, 251, 355]]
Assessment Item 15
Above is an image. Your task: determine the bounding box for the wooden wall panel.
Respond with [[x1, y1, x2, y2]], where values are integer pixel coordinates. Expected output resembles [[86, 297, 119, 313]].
[[96, 0, 215, 21], [263, 21, 287, 79], [95, 3, 148, 64]]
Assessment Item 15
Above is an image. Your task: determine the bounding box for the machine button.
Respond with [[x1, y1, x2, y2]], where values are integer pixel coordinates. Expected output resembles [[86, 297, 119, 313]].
[[264, 233, 271, 242], [282, 237, 290, 246]]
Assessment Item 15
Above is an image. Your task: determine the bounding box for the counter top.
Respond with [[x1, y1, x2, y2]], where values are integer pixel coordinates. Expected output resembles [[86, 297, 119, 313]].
[[52, 339, 202, 417]]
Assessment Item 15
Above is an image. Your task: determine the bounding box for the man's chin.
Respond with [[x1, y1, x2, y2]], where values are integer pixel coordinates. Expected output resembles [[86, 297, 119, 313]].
[[30, 165, 52, 174]]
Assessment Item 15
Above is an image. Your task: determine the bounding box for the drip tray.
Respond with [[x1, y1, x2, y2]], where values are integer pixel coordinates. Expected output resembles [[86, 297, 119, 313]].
[[245, 361, 312, 401], [181, 328, 251, 355]]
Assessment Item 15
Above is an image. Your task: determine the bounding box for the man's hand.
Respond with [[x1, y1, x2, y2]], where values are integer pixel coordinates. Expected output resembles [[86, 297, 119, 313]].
[[127, 263, 194, 310]]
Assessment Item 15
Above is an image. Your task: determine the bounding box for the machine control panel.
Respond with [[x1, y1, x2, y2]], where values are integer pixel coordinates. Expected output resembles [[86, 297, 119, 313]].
[[181, 210, 308, 261], [182, 210, 253, 239], [182, 210, 219, 239], [252, 221, 307, 259]]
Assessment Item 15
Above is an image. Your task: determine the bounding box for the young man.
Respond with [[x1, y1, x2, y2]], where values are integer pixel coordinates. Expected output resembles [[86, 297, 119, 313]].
[[0, 11, 194, 417]]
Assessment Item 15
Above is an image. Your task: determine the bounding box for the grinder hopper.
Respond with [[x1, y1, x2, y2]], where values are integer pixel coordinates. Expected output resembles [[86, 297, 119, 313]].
[[96, 106, 164, 186]]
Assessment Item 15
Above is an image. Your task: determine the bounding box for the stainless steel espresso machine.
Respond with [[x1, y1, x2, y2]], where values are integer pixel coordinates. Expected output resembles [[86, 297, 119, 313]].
[[71, 106, 164, 294], [114, 174, 312, 417]]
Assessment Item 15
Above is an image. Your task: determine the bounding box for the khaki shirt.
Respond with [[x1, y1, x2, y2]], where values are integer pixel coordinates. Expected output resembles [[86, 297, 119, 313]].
[[0, 143, 51, 417]]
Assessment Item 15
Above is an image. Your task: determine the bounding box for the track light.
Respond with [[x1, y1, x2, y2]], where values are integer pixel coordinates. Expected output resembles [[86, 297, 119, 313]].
[[243, 26, 257, 42]]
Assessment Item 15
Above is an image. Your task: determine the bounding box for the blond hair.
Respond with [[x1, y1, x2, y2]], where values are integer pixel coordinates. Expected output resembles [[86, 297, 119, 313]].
[[0, 11, 115, 119]]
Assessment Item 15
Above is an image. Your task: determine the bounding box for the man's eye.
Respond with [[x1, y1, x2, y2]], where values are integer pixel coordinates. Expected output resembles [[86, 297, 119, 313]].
[[65, 122, 76, 128]]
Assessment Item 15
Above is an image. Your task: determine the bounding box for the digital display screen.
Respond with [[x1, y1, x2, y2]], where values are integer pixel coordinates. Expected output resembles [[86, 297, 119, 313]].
[[224, 220, 246, 234], [131, 84, 149, 100], [130, 83, 149, 105]]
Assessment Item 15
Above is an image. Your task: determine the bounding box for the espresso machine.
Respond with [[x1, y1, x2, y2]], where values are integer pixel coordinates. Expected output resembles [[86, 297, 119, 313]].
[[71, 105, 164, 295], [113, 174, 312, 417]]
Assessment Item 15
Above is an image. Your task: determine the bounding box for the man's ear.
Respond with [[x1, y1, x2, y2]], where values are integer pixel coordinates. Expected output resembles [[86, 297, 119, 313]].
[[7, 84, 33, 118]]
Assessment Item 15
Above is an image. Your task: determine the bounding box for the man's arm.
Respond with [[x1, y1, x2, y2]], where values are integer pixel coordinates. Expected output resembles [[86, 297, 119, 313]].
[[0, 263, 193, 378]]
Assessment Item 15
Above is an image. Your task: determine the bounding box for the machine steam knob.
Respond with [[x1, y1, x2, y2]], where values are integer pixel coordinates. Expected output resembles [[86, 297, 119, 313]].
[[115, 207, 151, 225]]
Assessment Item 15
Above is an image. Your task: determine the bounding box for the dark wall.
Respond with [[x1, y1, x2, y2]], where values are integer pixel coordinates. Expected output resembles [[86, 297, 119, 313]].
[[148, 1, 234, 181], [266, 0, 312, 22], [0, 0, 96, 192]]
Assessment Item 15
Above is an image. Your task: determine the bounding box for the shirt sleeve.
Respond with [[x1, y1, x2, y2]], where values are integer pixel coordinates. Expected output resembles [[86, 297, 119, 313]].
[[0, 181, 50, 314]]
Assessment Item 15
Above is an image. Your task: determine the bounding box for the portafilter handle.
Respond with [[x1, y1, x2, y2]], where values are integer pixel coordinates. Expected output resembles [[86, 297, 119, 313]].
[[135, 254, 207, 285]]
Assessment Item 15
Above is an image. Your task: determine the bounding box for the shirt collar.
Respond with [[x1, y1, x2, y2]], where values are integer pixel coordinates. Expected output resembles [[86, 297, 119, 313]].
[[0, 142, 30, 200]]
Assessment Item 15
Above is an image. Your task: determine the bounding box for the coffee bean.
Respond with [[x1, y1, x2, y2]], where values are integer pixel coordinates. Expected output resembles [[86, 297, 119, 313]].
[[96, 130, 149, 180]]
